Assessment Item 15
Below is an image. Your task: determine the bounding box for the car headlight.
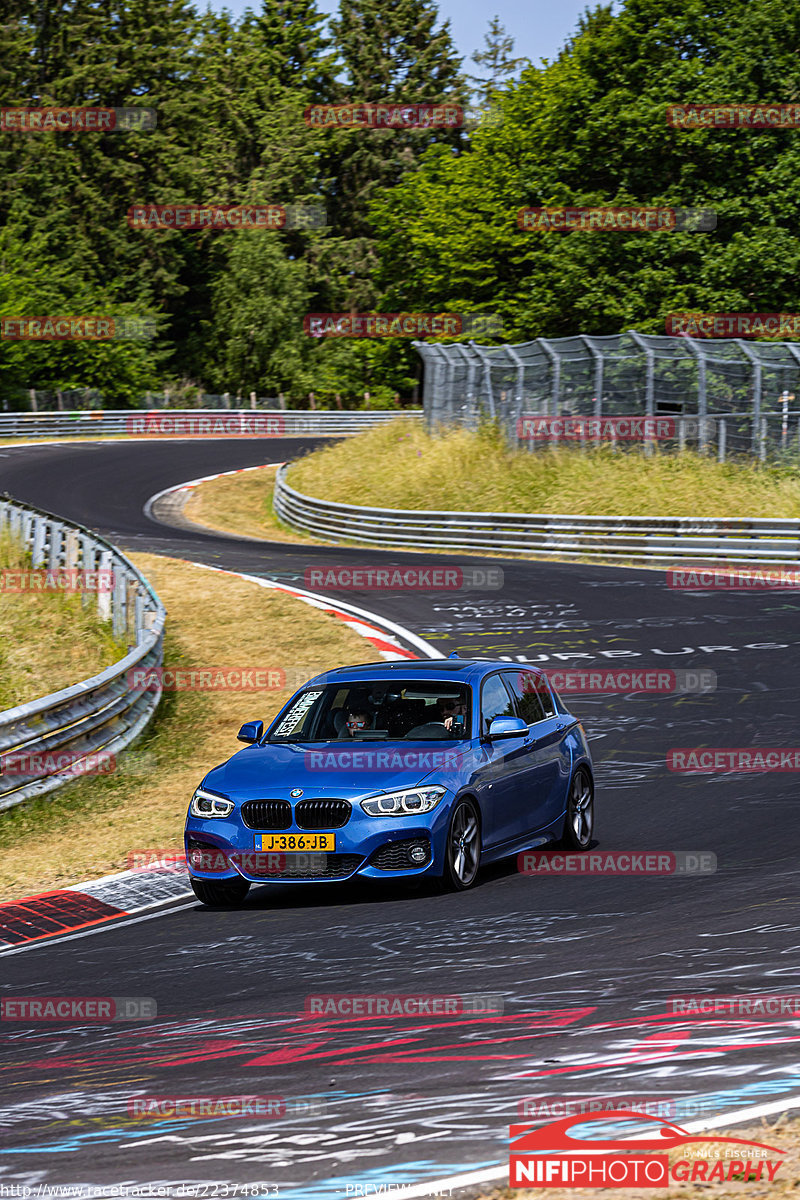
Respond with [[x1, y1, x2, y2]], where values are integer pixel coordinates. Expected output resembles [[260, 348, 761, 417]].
[[190, 788, 234, 818], [360, 786, 446, 817]]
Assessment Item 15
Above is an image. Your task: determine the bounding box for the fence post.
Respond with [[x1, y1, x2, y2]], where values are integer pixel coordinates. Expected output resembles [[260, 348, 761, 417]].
[[759, 417, 767, 463], [278, 393, 286, 410], [717, 418, 726, 463], [29, 389, 37, 412], [250, 391, 257, 410], [223, 392, 231, 409], [678, 417, 686, 452]]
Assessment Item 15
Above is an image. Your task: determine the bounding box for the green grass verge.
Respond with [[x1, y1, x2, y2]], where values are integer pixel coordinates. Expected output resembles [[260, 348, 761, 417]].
[[287, 420, 800, 518], [0, 532, 124, 711]]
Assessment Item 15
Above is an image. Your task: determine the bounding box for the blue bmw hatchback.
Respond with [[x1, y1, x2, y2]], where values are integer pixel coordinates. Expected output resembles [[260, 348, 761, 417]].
[[184, 658, 594, 906]]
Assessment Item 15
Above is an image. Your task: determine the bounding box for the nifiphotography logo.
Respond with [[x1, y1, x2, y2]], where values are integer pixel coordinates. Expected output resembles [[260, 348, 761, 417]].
[[509, 1110, 784, 1187]]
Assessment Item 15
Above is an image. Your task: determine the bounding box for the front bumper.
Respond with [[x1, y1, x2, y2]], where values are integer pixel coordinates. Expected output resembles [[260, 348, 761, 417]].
[[184, 799, 451, 883]]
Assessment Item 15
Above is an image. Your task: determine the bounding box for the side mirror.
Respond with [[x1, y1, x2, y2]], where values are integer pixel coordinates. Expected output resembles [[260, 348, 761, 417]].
[[487, 716, 527, 740], [237, 720, 264, 745]]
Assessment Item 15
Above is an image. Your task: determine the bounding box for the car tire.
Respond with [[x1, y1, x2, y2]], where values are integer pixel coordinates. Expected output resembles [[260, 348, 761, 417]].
[[439, 797, 482, 891], [560, 767, 594, 850], [190, 876, 251, 908]]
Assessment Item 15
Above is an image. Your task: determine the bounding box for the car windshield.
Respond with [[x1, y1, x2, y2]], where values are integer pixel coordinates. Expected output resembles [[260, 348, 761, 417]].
[[268, 681, 471, 743]]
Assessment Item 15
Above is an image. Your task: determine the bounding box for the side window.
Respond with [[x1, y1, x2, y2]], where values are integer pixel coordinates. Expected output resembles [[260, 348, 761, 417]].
[[503, 670, 546, 725], [480, 673, 515, 733], [532, 674, 556, 717]]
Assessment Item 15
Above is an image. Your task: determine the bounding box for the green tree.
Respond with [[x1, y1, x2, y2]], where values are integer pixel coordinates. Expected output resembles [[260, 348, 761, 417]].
[[321, 0, 468, 314], [372, 0, 800, 340], [206, 232, 310, 397], [468, 16, 527, 105]]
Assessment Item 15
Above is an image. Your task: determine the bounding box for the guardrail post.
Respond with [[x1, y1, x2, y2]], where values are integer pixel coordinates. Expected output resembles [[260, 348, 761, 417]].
[[65, 528, 79, 572], [134, 589, 145, 643], [31, 515, 46, 567], [112, 565, 126, 638], [47, 520, 63, 570], [98, 550, 113, 622], [125, 575, 139, 645]]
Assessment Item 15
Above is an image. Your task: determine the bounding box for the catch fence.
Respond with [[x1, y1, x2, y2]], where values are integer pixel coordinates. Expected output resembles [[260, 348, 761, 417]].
[[414, 331, 800, 461]]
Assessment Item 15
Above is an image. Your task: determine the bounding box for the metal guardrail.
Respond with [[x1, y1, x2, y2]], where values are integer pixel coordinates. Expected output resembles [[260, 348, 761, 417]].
[[0, 499, 166, 811], [0, 410, 422, 439], [274, 465, 800, 564]]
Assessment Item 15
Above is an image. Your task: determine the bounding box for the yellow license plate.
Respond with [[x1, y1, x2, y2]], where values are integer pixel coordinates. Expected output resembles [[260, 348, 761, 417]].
[[255, 833, 335, 852]]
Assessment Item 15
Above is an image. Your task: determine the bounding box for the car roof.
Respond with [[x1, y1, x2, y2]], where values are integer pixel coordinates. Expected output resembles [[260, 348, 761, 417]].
[[304, 659, 546, 687]]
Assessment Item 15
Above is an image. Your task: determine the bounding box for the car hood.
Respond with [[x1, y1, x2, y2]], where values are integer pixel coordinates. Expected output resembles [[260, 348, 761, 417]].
[[203, 740, 470, 799]]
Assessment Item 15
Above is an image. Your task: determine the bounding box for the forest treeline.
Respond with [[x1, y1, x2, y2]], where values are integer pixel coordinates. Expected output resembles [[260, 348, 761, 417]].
[[2, 0, 799, 406]]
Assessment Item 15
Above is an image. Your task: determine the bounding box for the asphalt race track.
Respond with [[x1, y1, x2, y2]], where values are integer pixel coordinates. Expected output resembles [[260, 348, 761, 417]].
[[2, 438, 800, 1199]]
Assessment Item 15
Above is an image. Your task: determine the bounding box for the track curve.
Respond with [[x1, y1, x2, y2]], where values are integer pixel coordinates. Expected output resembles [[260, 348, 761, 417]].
[[1, 438, 800, 1199]]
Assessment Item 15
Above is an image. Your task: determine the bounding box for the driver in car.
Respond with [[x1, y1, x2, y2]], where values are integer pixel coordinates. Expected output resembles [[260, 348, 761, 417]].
[[438, 697, 466, 733], [343, 708, 371, 737]]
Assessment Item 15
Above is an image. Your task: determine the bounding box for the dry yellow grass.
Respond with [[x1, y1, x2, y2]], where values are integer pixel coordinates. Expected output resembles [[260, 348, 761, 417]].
[[0, 533, 123, 710], [483, 1116, 799, 1200], [0, 551, 374, 899], [182, 464, 322, 545], [289, 420, 800, 518]]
